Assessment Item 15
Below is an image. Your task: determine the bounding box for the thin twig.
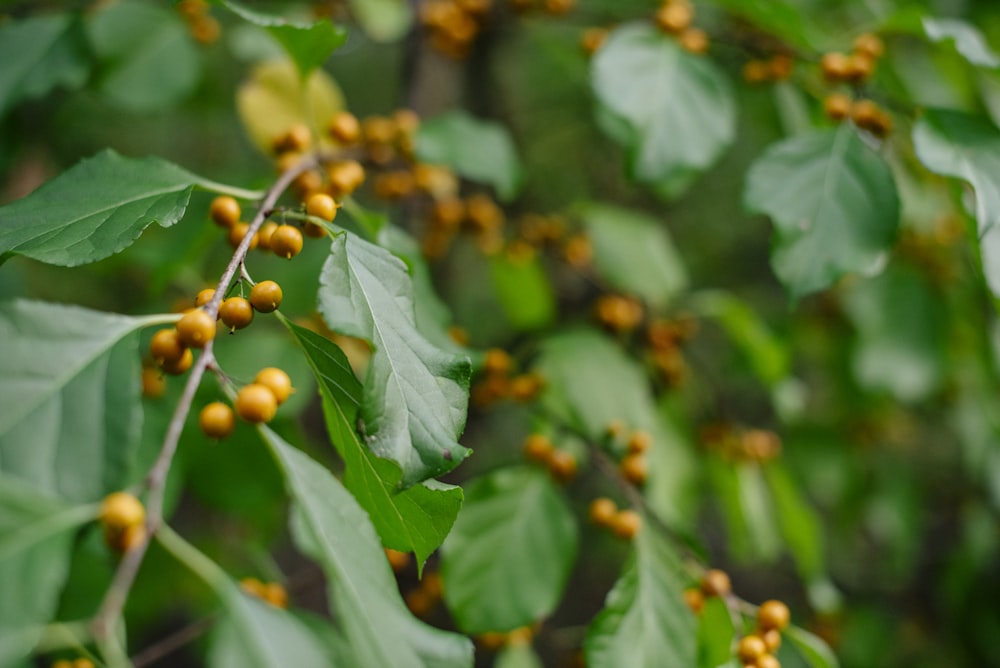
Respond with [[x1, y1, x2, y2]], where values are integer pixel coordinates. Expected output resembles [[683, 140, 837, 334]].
[[130, 614, 217, 668], [90, 157, 316, 645]]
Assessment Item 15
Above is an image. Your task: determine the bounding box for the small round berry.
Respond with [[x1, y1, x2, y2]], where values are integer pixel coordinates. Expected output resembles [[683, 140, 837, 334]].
[[619, 453, 648, 486], [228, 222, 259, 251], [161, 348, 194, 375], [385, 548, 411, 572], [195, 288, 216, 308], [768, 54, 794, 80], [240, 577, 264, 596], [679, 28, 709, 54], [580, 27, 607, 55], [303, 221, 328, 238], [273, 123, 311, 153], [269, 225, 304, 260], [483, 348, 512, 375], [757, 599, 791, 632], [142, 367, 166, 398], [109, 522, 147, 552], [823, 93, 852, 121], [743, 59, 770, 84], [250, 280, 283, 313], [255, 367, 293, 405], [757, 654, 781, 668], [588, 497, 618, 526], [523, 434, 554, 462], [762, 629, 782, 653], [737, 635, 767, 664], [150, 328, 186, 363], [547, 449, 578, 483], [176, 310, 217, 348], [655, 3, 693, 34], [405, 587, 434, 617], [845, 53, 875, 82], [235, 383, 278, 423], [100, 492, 145, 531], [200, 401, 235, 439], [329, 111, 361, 144], [306, 193, 338, 222], [853, 32, 884, 59], [219, 297, 254, 330], [262, 582, 289, 608], [421, 571, 443, 598], [509, 373, 544, 401], [257, 221, 279, 250], [609, 509, 642, 539], [190, 15, 220, 44], [683, 587, 704, 614], [701, 568, 732, 597], [820, 52, 851, 81], [209, 196, 240, 228], [626, 430, 651, 454], [327, 160, 366, 196]]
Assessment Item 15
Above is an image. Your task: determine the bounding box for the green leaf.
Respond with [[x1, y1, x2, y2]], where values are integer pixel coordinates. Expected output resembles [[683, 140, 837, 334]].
[[534, 330, 696, 527], [578, 202, 688, 309], [0, 13, 89, 119], [317, 232, 472, 486], [697, 597, 735, 668], [736, 464, 782, 562], [416, 111, 523, 202], [489, 253, 557, 331], [0, 301, 145, 504], [710, 0, 816, 50], [913, 109, 1000, 297], [591, 23, 736, 199], [262, 428, 474, 667], [785, 624, 840, 668], [0, 149, 208, 267], [348, 0, 413, 41], [842, 262, 945, 401], [495, 642, 544, 668], [923, 17, 1000, 69], [0, 476, 94, 667], [224, 1, 347, 76], [284, 320, 462, 570], [744, 127, 900, 298], [585, 517, 697, 667], [88, 1, 200, 112], [764, 463, 825, 580], [441, 467, 578, 633]]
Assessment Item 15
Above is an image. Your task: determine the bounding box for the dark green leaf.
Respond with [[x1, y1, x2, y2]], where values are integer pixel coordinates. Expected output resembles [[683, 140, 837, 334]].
[[348, 0, 412, 41], [764, 463, 825, 580], [585, 516, 697, 667], [262, 428, 474, 667], [0, 476, 94, 667], [284, 320, 462, 570], [317, 232, 472, 486], [0, 13, 89, 118], [578, 202, 688, 309], [224, 1, 347, 76], [923, 17, 1000, 69], [0, 150, 209, 267], [591, 23, 736, 199], [489, 253, 556, 331], [88, 1, 200, 111], [710, 0, 817, 50], [842, 262, 945, 401], [744, 127, 900, 298], [697, 597, 735, 668], [785, 625, 840, 668], [0, 300, 145, 503], [441, 467, 578, 633], [913, 109, 1000, 296], [416, 111, 523, 201]]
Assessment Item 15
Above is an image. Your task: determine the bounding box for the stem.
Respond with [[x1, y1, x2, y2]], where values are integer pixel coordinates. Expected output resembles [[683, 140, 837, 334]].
[[90, 156, 315, 646], [156, 524, 230, 589], [131, 615, 216, 668], [197, 180, 267, 201]]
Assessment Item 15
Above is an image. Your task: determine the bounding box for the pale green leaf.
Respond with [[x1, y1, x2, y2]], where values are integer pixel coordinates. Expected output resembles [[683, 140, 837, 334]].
[[489, 253, 556, 331], [697, 597, 735, 668], [785, 625, 840, 668], [744, 127, 900, 298], [913, 109, 1000, 297], [88, 1, 200, 112], [318, 232, 472, 486], [0, 13, 88, 118], [416, 112, 523, 201], [764, 463, 825, 580], [578, 202, 688, 309], [924, 17, 1000, 69], [262, 428, 474, 667], [495, 642, 544, 668], [0, 301, 145, 504], [441, 467, 577, 633], [591, 23, 735, 199], [284, 320, 462, 570], [348, 0, 413, 42], [0, 150, 208, 267], [585, 517, 697, 667]]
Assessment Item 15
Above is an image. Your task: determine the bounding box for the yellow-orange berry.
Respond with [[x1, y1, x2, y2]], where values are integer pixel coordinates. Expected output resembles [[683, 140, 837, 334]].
[[176, 310, 217, 348], [626, 430, 651, 454], [161, 347, 194, 375], [679, 28, 709, 54], [523, 434, 554, 462], [219, 297, 254, 330], [385, 548, 411, 572], [701, 568, 732, 597], [328, 160, 366, 196], [227, 222, 259, 251], [195, 288, 216, 308], [249, 280, 283, 313], [757, 654, 781, 668], [141, 367, 166, 398], [757, 599, 791, 632], [683, 587, 704, 614], [150, 328, 186, 363], [737, 635, 767, 664], [509, 373, 544, 401], [199, 401, 235, 439], [546, 449, 578, 483], [329, 111, 361, 144], [190, 15, 220, 44], [853, 32, 884, 59], [100, 492, 145, 530], [483, 348, 512, 375], [254, 367, 293, 405], [762, 629, 782, 653], [581, 27, 607, 55], [261, 582, 289, 608], [769, 54, 794, 80], [609, 509, 642, 539], [235, 383, 278, 423], [824, 93, 852, 121], [209, 196, 241, 228], [655, 3, 693, 34], [269, 225, 304, 259], [845, 53, 875, 82], [619, 453, 648, 486], [820, 51, 851, 81], [257, 221, 279, 250], [588, 497, 618, 526], [273, 122, 311, 154], [743, 59, 770, 84], [306, 192, 338, 222]]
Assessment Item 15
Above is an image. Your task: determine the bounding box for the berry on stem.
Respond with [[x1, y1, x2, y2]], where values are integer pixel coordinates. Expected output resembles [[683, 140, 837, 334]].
[[757, 599, 791, 632], [100, 492, 145, 530], [546, 449, 578, 483], [250, 280, 283, 313], [588, 497, 618, 526], [269, 225, 304, 259], [701, 568, 732, 597], [150, 328, 186, 363], [228, 222, 259, 251], [737, 635, 767, 664], [176, 310, 217, 348], [209, 196, 240, 228], [235, 383, 278, 423], [523, 434, 554, 462], [329, 111, 361, 144], [609, 509, 642, 539], [200, 402, 235, 439], [161, 348, 194, 375], [255, 367, 293, 405], [195, 288, 216, 308], [306, 192, 338, 222], [219, 296, 254, 330]]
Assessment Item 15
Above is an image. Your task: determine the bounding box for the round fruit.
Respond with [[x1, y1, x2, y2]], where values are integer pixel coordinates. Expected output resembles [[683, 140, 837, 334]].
[[820, 51, 851, 81], [235, 383, 278, 423], [255, 367, 293, 405], [853, 32, 884, 59], [737, 635, 767, 664], [483, 348, 512, 375], [610, 509, 642, 539], [141, 367, 166, 397], [329, 111, 361, 144], [200, 401, 235, 439], [327, 160, 366, 196], [108, 523, 147, 553], [228, 222, 259, 251], [161, 347, 194, 375], [209, 196, 240, 228], [523, 434, 553, 462], [588, 497, 618, 526], [257, 221, 279, 250], [679, 28, 709, 54], [620, 453, 648, 486], [385, 548, 411, 572], [195, 288, 216, 308], [683, 587, 705, 614], [547, 449, 578, 482], [743, 59, 769, 83], [762, 629, 782, 653], [273, 122, 311, 153], [757, 654, 781, 668], [757, 599, 791, 632], [701, 568, 732, 597], [306, 193, 337, 222], [250, 280, 283, 313], [176, 310, 217, 348], [655, 2, 693, 34], [845, 53, 875, 82], [100, 492, 145, 530], [626, 430, 651, 454], [580, 27, 607, 55], [149, 328, 186, 363], [823, 93, 852, 121], [219, 297, 254, 330], [269, 225, 304, 259], [262, 582, 289, 608]]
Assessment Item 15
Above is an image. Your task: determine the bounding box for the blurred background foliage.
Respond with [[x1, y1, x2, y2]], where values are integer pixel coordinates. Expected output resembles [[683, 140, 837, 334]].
[[3, 0, 1000, 666]]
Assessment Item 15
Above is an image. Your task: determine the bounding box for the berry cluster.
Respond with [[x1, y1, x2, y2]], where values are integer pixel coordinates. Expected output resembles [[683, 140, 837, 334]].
[[523, 433, 578, 483], [646, 317, 697, 387], [475, 624, 538, 651], [819, 34, 893, 137], [175, 0, 220, 45], [421, 0, 493, 59], [50, 659, 94, 668], [588, 497, 643, 540], [471, 347, 545, 407], [742, 54, 795, 85], [700, 424, 782, 463], [654, 0, 710, 55]]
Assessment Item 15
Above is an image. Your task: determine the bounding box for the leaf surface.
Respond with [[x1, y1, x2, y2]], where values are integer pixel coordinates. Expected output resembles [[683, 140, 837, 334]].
[[924, 17, 1000, 68]]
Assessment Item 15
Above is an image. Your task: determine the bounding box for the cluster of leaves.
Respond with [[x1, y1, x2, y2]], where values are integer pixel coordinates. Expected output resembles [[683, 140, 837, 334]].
[[2, 1, 1000, 667]]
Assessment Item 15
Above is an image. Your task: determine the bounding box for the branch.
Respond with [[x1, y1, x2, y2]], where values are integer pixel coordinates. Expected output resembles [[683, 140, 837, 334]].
[[90, 156, 316, 644]]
